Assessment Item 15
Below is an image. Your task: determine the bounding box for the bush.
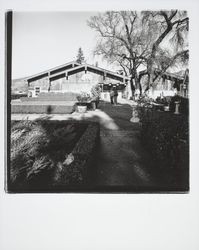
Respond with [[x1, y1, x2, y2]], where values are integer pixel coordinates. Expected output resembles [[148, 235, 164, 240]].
[[9, 120, 100, 191], [138, 107, 189, 189], [91, 84, 101, 101], [155, 96, 172, 106], [137, 95, 153, 108], [76, 92, 91, 105]]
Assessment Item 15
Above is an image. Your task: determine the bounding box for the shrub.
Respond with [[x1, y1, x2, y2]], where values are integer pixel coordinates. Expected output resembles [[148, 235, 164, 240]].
[[91, 84, 101, 100], [137, 95, 153, 108], [76, 92, 91, 105], [155, 96, 172, 106], [138, 108, 189, 189]]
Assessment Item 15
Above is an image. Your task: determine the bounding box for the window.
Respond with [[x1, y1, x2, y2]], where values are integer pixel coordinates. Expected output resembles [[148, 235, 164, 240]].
[[34, 86, 41, 96]]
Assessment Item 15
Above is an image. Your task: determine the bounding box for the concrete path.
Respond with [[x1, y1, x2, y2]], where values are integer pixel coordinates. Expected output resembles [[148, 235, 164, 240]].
[[90, 101, 157, 190]]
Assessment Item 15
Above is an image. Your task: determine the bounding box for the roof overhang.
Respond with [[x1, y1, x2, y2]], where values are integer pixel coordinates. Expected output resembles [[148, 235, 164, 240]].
[[27, 62, 130, 84]]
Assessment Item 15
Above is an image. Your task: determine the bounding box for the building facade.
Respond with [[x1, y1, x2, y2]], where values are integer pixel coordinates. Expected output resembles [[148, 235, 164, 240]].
[[26, 62, 131, 100]]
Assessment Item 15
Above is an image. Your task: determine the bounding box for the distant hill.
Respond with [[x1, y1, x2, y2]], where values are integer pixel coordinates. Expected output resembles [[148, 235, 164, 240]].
[[12, 77, 28, 93]]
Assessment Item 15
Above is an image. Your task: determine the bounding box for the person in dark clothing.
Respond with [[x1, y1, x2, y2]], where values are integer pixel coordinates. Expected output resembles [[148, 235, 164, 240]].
[[113, 87, 118, 105]]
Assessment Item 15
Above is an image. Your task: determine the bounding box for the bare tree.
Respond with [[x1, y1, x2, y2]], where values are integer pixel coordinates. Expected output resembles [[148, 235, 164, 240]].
[[87, 11, 148, 97], [141, 10, 189, 91], [88, 11, 189, 97]]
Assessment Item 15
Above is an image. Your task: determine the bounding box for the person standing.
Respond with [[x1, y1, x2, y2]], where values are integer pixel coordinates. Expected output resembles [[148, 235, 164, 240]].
[[113, 86, 118, 105], [110, 87, 114, 104]]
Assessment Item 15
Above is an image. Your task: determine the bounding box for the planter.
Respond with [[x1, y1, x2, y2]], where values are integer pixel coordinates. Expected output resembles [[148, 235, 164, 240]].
[[77, 105, 87, 113]]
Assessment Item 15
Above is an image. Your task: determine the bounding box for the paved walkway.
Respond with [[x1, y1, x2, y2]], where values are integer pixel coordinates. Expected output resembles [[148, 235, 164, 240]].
[[89, 101, 157, 190]]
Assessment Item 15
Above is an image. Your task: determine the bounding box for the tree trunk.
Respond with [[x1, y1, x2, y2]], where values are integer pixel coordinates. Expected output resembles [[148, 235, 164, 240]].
[[130, 77, 135, 99], [131, 64, 143, 97], [134, 71, 143, 96], [138, 81, 142, 96]]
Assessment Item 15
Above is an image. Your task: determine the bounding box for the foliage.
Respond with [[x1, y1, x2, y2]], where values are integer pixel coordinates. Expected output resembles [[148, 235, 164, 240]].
[[155, 96, 172, 106], [10, 120, 87, 190], [91, 84, 101, 101], [88, 11, 189, 93], [169, 95, 189, 115], [137, 95, 153, 108], [87, 11, 145, 94], [138, 108, 189, 188], [53, 123, 100, 186], [76, 47, 85, 64], [76, 92, 91, 104], [141, 10, 189, 89]]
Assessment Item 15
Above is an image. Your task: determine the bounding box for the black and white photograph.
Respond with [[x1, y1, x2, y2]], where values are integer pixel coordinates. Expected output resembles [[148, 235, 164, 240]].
[[1, 1, 199, 250], [7, 10, 189, 193]]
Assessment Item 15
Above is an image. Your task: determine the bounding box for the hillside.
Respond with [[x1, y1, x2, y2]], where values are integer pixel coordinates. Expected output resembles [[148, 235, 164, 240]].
[[12, 77, 28, 93]]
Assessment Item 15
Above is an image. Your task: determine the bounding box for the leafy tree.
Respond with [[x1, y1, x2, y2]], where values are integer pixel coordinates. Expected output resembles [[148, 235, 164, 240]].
[[76, 47, 85, 64]]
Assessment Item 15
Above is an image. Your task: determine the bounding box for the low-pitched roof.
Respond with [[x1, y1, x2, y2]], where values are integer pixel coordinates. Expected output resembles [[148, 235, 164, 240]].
[[26, 62, 130, 83]]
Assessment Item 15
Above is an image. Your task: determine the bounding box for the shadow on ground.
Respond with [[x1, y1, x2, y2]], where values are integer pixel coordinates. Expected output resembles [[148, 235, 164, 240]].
[[10, 100, 188, 192]]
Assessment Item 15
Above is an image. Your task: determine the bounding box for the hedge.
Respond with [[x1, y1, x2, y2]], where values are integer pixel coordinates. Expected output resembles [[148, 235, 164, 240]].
[[9, 120, 88, 191], [155, 95, 189, 115], [9, 120, 100, 192], [138, 107, 189, 190], [53, 122, 100, 188]]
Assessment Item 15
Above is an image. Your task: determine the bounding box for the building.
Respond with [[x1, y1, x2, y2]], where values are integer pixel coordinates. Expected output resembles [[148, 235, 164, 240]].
[[139, 68, 189, 98], [25, 61, 131, 100]]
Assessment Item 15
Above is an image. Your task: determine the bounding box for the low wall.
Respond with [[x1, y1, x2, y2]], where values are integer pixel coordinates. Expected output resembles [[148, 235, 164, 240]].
[[11, 101, 76, 114], [21, 92, 78, 102]]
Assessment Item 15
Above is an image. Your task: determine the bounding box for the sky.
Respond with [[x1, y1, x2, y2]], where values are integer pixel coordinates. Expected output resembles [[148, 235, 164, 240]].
[[12, 11, 188, 79], [12, 12, 108, 79]]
